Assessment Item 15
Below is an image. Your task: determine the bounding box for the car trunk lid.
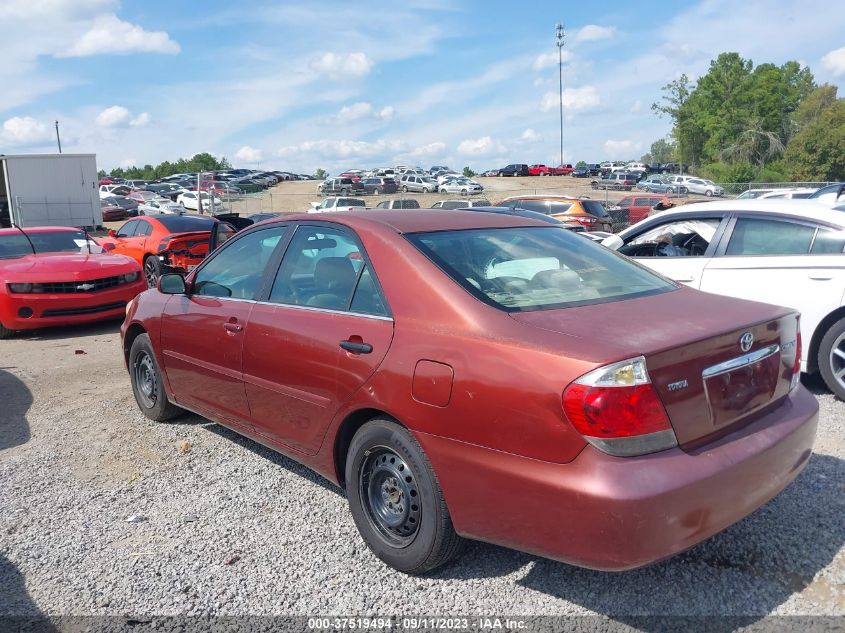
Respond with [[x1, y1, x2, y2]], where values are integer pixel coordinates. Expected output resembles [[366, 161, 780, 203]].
[[510, 287, 800, 448]]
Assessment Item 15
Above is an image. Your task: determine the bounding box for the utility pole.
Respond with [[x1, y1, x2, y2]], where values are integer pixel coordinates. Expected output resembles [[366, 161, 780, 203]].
[[556, 23, 565, 168], [55, 121, 62, 154]]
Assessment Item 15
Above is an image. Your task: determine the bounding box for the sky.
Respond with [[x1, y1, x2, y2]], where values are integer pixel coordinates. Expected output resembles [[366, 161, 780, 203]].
[[1, 0, 844, 175]]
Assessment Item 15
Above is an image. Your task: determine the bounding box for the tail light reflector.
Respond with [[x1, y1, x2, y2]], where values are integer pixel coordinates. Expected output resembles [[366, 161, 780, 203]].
[[562, 356, 678, 457], [791, 318, 802, 390]]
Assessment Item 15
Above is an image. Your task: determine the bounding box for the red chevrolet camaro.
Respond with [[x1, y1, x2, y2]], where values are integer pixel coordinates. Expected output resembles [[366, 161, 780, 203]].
[[0, 227, 146, 338], [121, 210, 818, 574]]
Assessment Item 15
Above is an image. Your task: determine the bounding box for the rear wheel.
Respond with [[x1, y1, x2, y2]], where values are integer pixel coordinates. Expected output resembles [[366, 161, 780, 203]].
[[341, 188, 349, 196], [0, 322, 16, 339], [346, 418, 464, 574], [819, 318, 845, 400], [129, 333, 182, 421], [143, 256, 161, 289], [402, 186, 409, 193]]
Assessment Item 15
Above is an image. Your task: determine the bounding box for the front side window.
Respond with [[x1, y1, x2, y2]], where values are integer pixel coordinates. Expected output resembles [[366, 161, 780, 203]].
[[621, 218, 721, 257], [726, 218, 815, 256], [193, 227, 287, 300], [408, 226, 674, 312]]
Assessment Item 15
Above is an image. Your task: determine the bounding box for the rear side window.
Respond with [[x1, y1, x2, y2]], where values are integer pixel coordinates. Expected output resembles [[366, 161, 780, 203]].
[[407, 226, 674, 312], [811, 228, 845, 254], [580, 201, 609, 218], [726, 218, 815, 256]]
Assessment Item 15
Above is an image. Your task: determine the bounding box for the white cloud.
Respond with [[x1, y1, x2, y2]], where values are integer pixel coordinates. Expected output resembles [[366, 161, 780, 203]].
[[129, 112, 150, 127], [518, 128, 541, 143], [277, 138, 407, 159], [0, 116, 54, 145], [540, 86, 600, 113], [60, 14, 180, 57], [821, 46, 845, 77], [603, 139, 643, 157], [533, 50, 573, 71], [330, 102, 394, 124], [95, 105, 131, 127], [630, 100, 642, 113], [235, 145, 264, 163], [409, 142, 445, 157], [119, 157, 137, 169], [309, 52, 372, 79], [456, 136, 506, 156], [574, 25, 617, 43]]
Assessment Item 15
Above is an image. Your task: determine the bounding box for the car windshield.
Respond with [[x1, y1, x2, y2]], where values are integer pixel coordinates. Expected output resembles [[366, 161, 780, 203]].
[[0, 230, 93, 259], [155, 216, 217, 232], [407, 226, 674, 312]]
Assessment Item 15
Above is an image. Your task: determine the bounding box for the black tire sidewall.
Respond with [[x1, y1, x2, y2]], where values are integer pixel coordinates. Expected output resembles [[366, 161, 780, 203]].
[[346, 420, 443, 573], [129, 333, 171, 420], [819, 318, 845, 399], [144, 256, 161, 287]]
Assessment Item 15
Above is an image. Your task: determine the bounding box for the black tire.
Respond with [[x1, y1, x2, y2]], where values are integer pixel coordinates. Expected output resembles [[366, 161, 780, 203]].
[[0, 322, 15, 339], [705, 190, 713, 197], [143, 256, 161, 289], [129, 333, 182, 422], [402, 186, 409, 193], [819, 318, 845, 400], [341, 188, 349, 196], [346, 418, 464, 574]]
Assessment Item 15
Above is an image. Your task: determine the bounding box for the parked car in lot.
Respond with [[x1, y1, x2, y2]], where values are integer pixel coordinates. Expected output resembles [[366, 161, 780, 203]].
[[602, 199, 845, 398], [177, 192, 224, 211], [122, 209, 816, 574], [758, 188, 817, 200], [309, 197, 367, 213], [438, 178, 484, 195], [638, 176, 688, 195], [399, 174, 438, 193], [528, 164, 573, 176], [320, 178, 367, 196], [591, 173, 638, 191], [809, 183, 845, 204], [0, 226, 145, 338], [431, 199, 492, 209], [736, 188, 775, 200], [100, 202, 127, 222], [101, 195, 140, 218], [498, 163, 529, 177], [684, 178, 724, 197], [611, 195, 672, 225], [100, 214, 236, 288], [447, 205, 585, 229], [138, 197, 186, 215], [360, 177, 398, 195], [375, 199, 421, 209], [497, 195, 613, 232]]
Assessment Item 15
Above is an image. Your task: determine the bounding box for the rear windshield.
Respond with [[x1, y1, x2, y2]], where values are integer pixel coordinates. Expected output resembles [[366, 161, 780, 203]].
[[580, 200, 609, 218], [339, 198, 366, 207], [407, 227, 674, 312], [156, 215, 217, 232]]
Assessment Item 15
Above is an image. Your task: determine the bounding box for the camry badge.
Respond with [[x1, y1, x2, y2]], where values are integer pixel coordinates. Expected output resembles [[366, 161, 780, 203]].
[[77, 283, 95, 291], [739, 332, 754, 352]]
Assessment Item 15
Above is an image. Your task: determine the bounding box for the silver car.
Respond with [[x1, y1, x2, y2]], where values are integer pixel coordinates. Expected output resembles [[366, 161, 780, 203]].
[[137, 197, 186, 215], [399, 174, 437, 193]]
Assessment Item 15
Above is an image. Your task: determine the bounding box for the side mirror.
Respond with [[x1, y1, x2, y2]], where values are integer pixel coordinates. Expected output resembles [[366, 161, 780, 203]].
[[108, 229, 117, 238], [601, 235, 624, 251], [158, 273, 187, 295]]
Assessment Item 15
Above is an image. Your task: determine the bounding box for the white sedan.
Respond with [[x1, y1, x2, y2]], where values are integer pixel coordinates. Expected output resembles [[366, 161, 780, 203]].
[[602, 199, 845, 397], [438, 178, 484, 195], [137, 197, 186, 215], [176, 191, 223, 211], [684, 178, 724, 197]]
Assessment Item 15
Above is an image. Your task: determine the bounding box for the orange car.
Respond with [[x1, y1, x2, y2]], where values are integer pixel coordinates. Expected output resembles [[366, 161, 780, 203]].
[[99, 214, 236, 287], [496, 195, 613, 232]]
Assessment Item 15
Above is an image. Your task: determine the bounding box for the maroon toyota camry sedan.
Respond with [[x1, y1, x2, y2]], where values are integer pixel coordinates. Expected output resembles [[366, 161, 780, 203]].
[[121, 209, 818, 574]]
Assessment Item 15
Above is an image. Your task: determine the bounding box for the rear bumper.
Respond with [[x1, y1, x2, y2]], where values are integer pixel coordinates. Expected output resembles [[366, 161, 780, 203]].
[[0, 281, 146, 331], [416, 386, 818, 571]]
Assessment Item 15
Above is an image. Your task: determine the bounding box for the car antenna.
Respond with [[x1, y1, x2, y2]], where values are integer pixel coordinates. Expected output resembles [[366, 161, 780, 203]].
[[80, 226, 94, 254], [11, 223, 36, 255]]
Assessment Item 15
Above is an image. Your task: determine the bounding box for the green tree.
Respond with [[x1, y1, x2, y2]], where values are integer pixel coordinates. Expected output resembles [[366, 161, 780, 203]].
[[314, 168, 328, 180], [462, 166, 476, 178], [782, 91, 845, 181], [575, 160, 587, 168], [649, 138, 675, 164]]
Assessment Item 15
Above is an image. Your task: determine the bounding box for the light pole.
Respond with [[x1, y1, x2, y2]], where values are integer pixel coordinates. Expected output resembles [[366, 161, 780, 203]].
[[555, 23, 565, 168], [55, 120, 62, 154]]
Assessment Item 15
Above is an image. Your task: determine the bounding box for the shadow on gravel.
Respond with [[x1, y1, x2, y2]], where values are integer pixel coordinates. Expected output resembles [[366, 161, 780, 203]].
[[801, 372, 837, 399], [13, 319, 121, 342], [0, 556, 55, 629], [507, 453, 845, 629], [0, 368, 32, 451], [205, 423, 343, 496]]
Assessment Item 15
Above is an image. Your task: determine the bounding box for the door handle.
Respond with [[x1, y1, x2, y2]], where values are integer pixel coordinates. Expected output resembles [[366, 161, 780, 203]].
[[340, 340, 372, 354], [223, 322, 243, 333], [808, 276, 832, 281]]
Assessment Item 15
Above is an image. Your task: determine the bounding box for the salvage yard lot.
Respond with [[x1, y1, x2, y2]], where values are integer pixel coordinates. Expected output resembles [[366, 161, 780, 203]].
[[1, 322, 843, 619]]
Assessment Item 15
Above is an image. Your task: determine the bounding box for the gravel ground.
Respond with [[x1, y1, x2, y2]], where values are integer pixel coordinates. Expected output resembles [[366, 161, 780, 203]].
[[0, 321, 843, 625]]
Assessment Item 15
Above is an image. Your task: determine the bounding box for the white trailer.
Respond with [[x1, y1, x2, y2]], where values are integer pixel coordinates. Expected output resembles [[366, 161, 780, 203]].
[[0, 154, 102, 228]]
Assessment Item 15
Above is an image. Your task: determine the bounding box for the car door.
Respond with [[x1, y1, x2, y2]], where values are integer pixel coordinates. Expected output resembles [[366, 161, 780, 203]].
[[159, 224, 290, 429], [621, 215, 728, 286], [241, 223, 394, 454], [700, 215, 845, 355], [109, 219, 141, 260]]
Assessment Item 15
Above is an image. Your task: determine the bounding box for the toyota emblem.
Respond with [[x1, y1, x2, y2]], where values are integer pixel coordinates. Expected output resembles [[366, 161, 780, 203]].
[[739, 332, 754, 352]]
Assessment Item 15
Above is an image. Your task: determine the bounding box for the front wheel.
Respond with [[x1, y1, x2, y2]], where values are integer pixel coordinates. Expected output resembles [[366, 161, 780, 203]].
[[346, 418, 464, 574], [129, 333, 182, 421], [341, 188, 349, 196], [0, 322, 16, 339], [402, 186, 409, 193], [819, 318, 845, 399]]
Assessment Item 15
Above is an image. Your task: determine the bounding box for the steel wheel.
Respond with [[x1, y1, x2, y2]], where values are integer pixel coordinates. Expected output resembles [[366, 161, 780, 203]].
[[133, 350, 158, 409], [360, 446, 422, 547], [828, 332, 845, 391]]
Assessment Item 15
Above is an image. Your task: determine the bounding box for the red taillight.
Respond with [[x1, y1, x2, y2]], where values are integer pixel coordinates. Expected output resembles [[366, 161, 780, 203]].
[[562, 356, 677, 457], [791, 318, 802, 390], [157, 236, 172, 252]]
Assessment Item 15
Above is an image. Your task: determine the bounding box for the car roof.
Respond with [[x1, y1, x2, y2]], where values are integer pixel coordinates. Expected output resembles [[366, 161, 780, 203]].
[[270, 209, 548, 234], [0, 226, 81, 235], [498, 195, 585, 202], [638, 199, 845, 227]]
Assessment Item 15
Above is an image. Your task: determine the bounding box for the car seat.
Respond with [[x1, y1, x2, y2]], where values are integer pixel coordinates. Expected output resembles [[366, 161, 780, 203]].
[[304, 257, 357, 310]]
